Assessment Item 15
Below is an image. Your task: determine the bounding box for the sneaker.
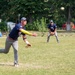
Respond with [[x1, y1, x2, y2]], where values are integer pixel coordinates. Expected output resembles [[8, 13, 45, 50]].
[[14, 63, 19, 67]]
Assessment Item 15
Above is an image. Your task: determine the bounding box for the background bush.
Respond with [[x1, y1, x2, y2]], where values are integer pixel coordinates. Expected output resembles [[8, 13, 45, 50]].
[[0, 22, 7, 32]]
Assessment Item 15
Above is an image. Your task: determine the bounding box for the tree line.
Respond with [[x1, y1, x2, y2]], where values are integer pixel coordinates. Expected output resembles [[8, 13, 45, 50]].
[[0, 0, 75, 31]]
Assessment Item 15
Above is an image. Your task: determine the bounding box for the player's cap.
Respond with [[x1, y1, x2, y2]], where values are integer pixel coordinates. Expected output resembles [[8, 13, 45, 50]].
[[21, 17, 27, 21], [50, 20, 53, 23]]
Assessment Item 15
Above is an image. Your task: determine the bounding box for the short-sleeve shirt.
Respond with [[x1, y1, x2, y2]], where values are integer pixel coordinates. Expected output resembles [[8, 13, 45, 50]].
[[9, 23, 25, 40], [47, 23, 57, 32]]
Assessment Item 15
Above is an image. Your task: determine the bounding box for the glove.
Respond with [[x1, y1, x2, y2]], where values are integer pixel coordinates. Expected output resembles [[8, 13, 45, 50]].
[[50, 32, 55, 35], [27, 43, 31, 46], [25, 40, 31, 48], [25, 43, 31, 48]]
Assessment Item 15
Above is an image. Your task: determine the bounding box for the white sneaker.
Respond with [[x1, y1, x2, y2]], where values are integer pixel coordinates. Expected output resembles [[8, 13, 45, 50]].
[[14, 63, 19, 67]]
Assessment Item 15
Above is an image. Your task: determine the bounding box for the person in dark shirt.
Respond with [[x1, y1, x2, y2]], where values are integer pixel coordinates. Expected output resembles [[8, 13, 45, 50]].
[[0, 17, 37, 67], [47, 20, 59, 43]]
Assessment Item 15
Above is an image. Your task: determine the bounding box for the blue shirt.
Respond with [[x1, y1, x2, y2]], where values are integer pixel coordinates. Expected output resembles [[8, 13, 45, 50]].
[[9, 23, 25, 40], [47, 23, 57, 32]]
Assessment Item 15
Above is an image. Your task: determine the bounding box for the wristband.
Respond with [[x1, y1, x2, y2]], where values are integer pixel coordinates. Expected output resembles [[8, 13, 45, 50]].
[[23, 38, 26, 40]]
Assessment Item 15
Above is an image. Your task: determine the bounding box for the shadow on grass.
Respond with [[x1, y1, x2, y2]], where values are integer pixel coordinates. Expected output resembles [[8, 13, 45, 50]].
[[0, 62, 14, 67]]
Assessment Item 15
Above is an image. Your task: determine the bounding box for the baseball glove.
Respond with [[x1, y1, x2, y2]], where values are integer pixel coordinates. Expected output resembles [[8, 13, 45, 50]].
[[25, 44, 31, 48], [50, 32, 55, 36]]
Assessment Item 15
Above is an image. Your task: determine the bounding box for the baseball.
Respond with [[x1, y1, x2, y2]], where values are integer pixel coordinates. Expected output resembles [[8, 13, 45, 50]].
[[61, 7, 65, 10]]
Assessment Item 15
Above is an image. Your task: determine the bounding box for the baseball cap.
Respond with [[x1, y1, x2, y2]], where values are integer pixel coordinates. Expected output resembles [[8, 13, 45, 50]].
[[50, 20, 53, 23], [21, 17, 27, 21]]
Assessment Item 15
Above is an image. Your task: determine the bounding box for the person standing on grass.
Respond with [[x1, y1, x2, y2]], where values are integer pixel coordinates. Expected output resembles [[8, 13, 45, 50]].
[[47, 20, 59, 43], [0, 17, 37, 67]]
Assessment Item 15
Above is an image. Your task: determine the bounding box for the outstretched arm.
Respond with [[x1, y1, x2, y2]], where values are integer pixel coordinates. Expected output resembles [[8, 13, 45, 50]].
[[20, 29, 37, 36]]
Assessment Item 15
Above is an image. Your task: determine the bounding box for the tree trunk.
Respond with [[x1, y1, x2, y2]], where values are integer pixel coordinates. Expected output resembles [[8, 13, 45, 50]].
[[66, 6, 71, 31]]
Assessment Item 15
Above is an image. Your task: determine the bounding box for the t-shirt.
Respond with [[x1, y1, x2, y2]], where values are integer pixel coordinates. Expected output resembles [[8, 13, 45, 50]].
[[47, 24, 57, 32], [9, 23, 25, 40]]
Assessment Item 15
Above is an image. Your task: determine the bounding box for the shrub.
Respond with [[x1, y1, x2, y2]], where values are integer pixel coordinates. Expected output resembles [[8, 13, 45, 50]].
[[0, 21, 7, 32]]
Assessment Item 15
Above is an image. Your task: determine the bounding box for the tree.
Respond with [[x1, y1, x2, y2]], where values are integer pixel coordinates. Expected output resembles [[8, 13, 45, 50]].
[[0, 0, 75, 31]]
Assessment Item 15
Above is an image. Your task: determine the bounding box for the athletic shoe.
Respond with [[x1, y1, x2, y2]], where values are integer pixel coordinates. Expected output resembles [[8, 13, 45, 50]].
[[14, 63, 19, 67]]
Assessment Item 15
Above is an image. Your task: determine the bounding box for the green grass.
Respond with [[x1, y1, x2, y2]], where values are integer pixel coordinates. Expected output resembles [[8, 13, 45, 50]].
[[0, 32, 75, 75]]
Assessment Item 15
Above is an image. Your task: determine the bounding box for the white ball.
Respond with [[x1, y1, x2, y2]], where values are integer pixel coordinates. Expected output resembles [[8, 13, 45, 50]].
[[61, 7, 65, 10]]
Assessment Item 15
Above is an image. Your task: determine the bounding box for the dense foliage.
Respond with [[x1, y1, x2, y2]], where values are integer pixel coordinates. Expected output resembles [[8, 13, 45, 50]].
[[0, 0, 75, 31]]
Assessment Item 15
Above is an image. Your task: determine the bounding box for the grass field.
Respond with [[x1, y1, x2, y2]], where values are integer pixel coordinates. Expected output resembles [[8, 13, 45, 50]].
[[0, 32, 75, 75]]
